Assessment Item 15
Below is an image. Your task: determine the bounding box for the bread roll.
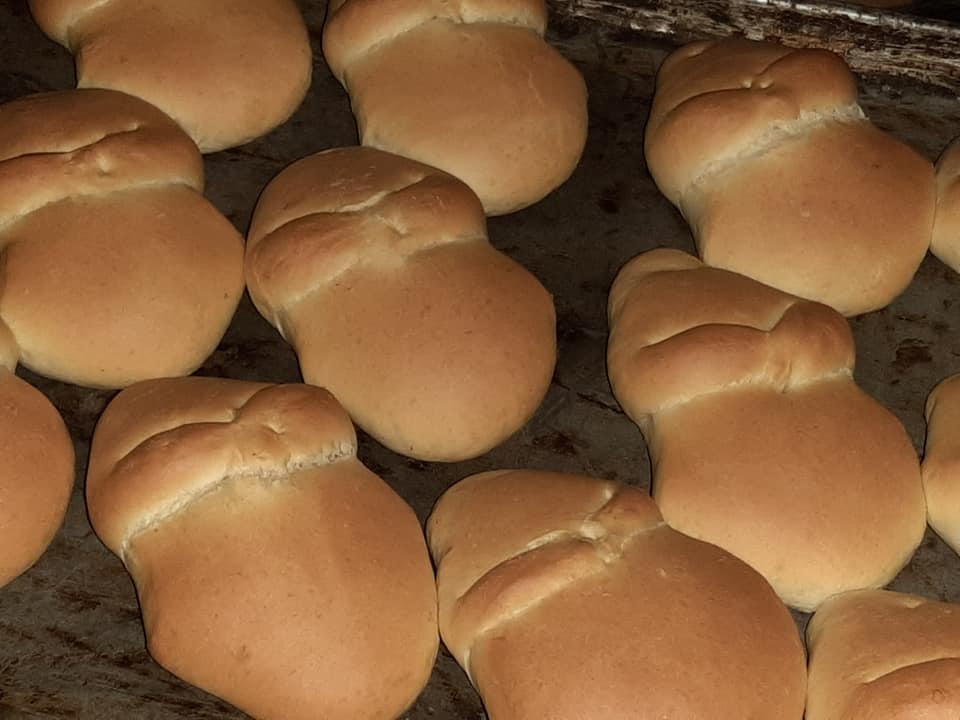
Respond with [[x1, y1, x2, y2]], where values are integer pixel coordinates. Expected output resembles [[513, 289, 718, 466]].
[[0, 324, 74, 589], [426, 469, 807, 719], [607, 248, 926, 610], [807, 589, 960, 719], [86, 377, 438, 720], [246, 146, 556, 461], [322, 0, 588, 215], [645, 38, 935, 316], [933, 138, 960, 272], [0, 89, 244, 388], [29, 0, 312, 152], [921, 373, 960, 552]]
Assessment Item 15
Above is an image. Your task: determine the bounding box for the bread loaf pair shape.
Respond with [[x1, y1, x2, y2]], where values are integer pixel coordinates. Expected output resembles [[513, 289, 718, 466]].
[[87, 377, 438, 720], [29, 0, 312, 152], [645, 38, 935, 316], [607, 249, 926, 611], [427, 469, 807, 719], [807, 589, 960, 719], [322, 0, 588, 215], [0, 326, 74, 589], [0, 89, 244, 388], [246, 147, 556, 462]]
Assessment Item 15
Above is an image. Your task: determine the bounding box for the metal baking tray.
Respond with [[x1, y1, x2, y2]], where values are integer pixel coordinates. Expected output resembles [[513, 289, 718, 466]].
[[1, 0, 959, 717]]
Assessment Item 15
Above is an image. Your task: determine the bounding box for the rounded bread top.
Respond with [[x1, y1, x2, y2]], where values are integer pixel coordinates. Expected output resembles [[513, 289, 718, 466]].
[[246, 146, 488, 326], [87, 378, 358, 559], [644, 38, 860, 203], [323, 0, 548, 82], [607, 248, 855, 420], [427, 468, 807, 717], [0, 89, 203, 233], [807, 589, 960, 719]]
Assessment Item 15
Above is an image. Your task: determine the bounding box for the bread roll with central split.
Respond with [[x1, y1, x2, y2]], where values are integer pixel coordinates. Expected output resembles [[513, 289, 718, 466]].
[[0, 89, 244, 388], [86, 377, 438, 720], [932, 138, 960, 272], [806, 589, 960, 719], [29, 0, 312, 152], [246, 146, 557, 462], [426, 469, 807, 719], [0, 322, 74, 589], [322, 0, 588, 215], [607, 248, 926, 611], [921, 374, 960, 553], [644, 38, 935, 316]]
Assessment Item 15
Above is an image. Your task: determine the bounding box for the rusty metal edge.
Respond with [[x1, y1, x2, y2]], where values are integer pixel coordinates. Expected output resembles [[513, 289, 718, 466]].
[[548, 0, 960, 95]]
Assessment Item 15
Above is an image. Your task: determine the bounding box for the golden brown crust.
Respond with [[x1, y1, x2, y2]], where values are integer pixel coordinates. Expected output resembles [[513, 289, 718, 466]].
[[0, 90, 244, 388], [0, 370, 75, 588], [644, 38, 935, 316], [607, 249, 926, 610], [807, 590, 960, 720], [30, 0, 312, 152], [247, 147, 556, 461], [87, 377, 439, 720], [322, 1, 587, 215], [427, 469, 807, 718], [0, 88, 203, 224], [921, 373, 960, 551], [932, 138, 960, 272]]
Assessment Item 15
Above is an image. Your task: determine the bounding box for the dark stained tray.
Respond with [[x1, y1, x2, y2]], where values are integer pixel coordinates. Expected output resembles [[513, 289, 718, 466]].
[[2, 1, 960, 717]]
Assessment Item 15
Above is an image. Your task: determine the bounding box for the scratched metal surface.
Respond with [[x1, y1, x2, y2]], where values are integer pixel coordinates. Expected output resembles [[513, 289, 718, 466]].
[[1, 1, 960, 718]]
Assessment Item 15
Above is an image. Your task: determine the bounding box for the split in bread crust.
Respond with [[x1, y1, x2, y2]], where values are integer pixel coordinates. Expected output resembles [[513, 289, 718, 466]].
[[0, 89, 244, 388], [807, 589, 960, 720], [322, 0, 588, 215], [29, 0, 313, 152], [246, 146, 557, 462], [427, 469, 807, 719], [645, 38, 935, 316], [87, 377, 439, 720], [607, 248, 926, 610]]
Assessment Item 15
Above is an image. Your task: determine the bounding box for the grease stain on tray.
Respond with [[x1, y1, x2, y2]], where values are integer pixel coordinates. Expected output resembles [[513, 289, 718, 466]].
[[893, 338, 933, 372]]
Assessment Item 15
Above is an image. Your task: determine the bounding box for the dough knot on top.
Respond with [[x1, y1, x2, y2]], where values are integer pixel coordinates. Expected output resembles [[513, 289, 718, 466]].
[[87, 382, 357, 561], [323, 0, 549, 83], [246, 146, 488, 327], [607, 248, 855, 422]]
